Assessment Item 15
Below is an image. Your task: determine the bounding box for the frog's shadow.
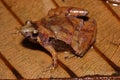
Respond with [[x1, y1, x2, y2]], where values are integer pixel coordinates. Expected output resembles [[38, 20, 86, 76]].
[[21, 38, 74, 57], [21, 38, 50, 55], [21, 38, 86, 57]]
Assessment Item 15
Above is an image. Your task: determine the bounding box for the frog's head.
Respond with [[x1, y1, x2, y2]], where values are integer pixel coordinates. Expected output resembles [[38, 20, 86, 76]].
[[20, 20, 39, 41]]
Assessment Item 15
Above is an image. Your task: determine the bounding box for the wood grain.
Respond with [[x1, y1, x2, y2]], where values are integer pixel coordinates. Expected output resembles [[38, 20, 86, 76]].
[[0, 57, 16, 79], [0, 0, 120, 79]]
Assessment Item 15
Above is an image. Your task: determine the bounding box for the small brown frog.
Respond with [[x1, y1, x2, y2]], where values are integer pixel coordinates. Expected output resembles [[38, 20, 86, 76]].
[[20, 7, 97, 69]]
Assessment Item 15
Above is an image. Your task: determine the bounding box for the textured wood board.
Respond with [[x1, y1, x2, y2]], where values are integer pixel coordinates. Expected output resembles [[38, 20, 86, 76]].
[[0, 58, 16, 79], [0, 1, 18, 79], [0, 0, 120, 79]]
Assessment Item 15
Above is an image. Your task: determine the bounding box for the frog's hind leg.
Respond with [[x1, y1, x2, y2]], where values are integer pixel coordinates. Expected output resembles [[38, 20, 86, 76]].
[[37, 36, 58, 70], [48, 7, 88, 17]]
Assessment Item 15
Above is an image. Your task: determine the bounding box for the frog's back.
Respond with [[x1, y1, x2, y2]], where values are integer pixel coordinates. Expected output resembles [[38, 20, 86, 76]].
[[40, 15, 97, 56], [41, 15, 76, 44]]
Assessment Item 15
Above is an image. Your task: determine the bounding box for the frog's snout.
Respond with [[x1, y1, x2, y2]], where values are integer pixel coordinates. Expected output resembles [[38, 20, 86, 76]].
[[20, 28, 32, 37], [20, 20, 38, 38]]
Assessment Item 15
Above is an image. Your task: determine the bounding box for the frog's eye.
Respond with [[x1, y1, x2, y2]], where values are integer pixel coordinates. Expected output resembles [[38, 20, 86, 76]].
[[33, 30, 38, 34], [32, 30, 38, 38]]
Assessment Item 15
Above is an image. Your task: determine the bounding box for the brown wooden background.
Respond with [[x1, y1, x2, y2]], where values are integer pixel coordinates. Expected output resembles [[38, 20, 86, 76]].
[[0, 0, 120, 79]]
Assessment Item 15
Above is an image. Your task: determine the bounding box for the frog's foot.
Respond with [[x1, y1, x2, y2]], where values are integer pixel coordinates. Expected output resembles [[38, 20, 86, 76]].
[[64, 55, 76, 60], [43, 59, 58, 73], [48, 59, 58, 70]]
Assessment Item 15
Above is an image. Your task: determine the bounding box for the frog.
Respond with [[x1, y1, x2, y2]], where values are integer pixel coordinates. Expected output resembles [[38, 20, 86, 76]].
[[20, 7, 97, 69]]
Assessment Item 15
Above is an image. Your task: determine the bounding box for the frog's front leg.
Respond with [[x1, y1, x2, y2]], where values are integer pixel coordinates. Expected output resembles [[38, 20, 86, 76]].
[[48, 7, 88, 17], [44, 46, 58, 69], [37, 36, 58, 69]]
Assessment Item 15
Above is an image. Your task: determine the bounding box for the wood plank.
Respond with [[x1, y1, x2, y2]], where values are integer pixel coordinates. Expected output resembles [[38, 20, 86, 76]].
[[0, 1, 22, 79], [106, 0, 120, 18], [0, 0, 70, 78], [4, 0, 116, 77], [0, 1, 19, 79], [58, 48, 115, 77], [0, 58, 16, 79], [4, 0, 56, 22], [1, 0, 120, 78]]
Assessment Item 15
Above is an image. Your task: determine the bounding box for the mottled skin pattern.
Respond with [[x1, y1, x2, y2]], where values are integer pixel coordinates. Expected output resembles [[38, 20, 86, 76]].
[[20, 7, 97, 69]]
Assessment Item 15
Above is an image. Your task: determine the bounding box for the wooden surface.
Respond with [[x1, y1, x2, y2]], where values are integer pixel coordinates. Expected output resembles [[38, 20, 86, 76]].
[[0, 0, 120, 79]]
